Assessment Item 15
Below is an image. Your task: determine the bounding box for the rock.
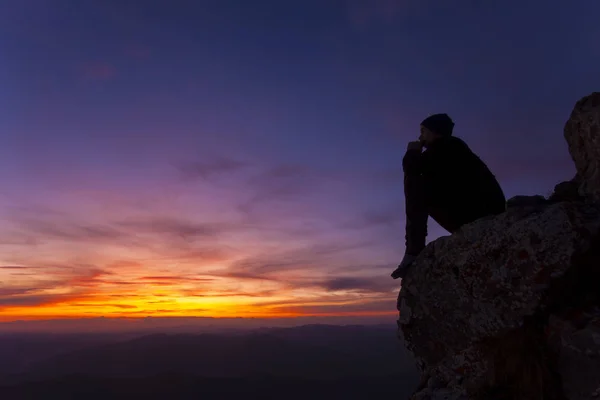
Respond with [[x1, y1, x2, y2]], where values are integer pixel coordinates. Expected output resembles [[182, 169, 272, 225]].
[[549, 179, 582, 203], [564, 92, 600, 202], [507, 195, 548, 208], [400, 201, 600, 363], [399, 202, 600, 399], [411, 388, 469, 400], [427, 375, 446, 390], [397, 91, 600, 400], [547, 312, 600, 400]]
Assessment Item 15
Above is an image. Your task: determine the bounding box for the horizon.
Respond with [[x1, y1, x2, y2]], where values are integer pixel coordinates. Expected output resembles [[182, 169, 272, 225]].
[[0, 315, 395, 334], [1, 0, 597, 324]]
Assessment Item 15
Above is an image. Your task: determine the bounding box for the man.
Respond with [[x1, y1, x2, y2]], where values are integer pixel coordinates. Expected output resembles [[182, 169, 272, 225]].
[[391, 113, 506, 279]]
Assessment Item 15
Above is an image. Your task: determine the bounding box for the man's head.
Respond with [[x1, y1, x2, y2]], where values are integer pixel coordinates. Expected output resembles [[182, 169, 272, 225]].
[[419, 113, 454, 146]]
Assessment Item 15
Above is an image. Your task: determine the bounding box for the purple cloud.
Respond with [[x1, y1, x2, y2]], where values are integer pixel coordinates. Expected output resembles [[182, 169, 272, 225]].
[[175, 157, 250, 180], [79, 61, 117, 81], [320, 277, 396, 293]]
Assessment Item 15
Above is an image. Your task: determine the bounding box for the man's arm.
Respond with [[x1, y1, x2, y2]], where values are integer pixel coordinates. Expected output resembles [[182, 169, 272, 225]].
[[402, 141, 428, 256], [402, 143, 424, 176], [391, 142, 428, 279]]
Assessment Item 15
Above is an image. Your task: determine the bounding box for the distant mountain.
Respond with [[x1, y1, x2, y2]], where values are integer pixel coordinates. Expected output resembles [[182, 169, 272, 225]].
[[2, 374, 417, 400], [0, 332, 120, 376], [0, 324, 419, 390]]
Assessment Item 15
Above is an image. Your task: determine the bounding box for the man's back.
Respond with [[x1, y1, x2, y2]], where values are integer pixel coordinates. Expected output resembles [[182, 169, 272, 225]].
[[419, 135, 506, 232]]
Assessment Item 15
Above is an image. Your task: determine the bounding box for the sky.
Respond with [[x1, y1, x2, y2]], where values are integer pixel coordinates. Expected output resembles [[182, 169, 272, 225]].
[[0, 0, 598, 323]]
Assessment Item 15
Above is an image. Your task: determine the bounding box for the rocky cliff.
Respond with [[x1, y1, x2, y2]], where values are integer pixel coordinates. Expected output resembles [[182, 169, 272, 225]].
[[397, 92, 600, 400]]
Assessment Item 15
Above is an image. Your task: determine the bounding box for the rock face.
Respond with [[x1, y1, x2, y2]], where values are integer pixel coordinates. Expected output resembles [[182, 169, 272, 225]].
[[397, 92, 600, 400], [564, 92, 600, 202]]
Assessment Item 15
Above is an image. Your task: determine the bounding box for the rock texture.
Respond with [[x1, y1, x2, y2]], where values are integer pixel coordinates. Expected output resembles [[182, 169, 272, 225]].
[[564, 93, 600, 202], [397, 92, 600, 400]]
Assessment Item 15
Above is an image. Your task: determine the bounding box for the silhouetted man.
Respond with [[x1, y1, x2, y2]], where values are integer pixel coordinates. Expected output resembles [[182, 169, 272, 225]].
[[391, 113, 506, 279]]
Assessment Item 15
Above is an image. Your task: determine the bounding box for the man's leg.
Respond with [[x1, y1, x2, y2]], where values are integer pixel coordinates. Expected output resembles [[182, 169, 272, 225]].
[[391, 173, 428, 280], [404, 173, 428, 256]]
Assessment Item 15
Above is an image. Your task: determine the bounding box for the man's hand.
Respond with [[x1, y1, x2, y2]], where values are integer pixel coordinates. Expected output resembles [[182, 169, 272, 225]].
[[390, 266, 404, 280], [391, 253, 417, 279], [407, 141, 423, 152]]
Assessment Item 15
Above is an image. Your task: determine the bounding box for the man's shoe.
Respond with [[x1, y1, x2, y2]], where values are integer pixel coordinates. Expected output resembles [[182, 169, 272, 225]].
[[391, 253, 417, 279]]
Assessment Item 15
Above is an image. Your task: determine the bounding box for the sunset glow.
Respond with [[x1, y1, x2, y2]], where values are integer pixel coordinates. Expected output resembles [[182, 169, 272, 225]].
[[0, 184, 403, 320], [0, 0, 584, 323]]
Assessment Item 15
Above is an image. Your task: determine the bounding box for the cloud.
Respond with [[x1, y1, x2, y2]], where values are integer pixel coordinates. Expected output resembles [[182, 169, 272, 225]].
[[365, 168, 404, 186], [214, 242, 393, 300], [260, 164, 310, 180], [96, 280, 139, 286], [168, 248, 235, 263], [118, 217, 227, 240], [5, 208, 239, 258], [263, 299, 395, 316], [330, 263, 393, 274], [124, 44, 151, 59], [27, 221, 125, 241], [0, 287, 37, 297], [239, 164, 326, 213], [182, 289, 280, 298], [138, 276, 213, 284], [346, 0, 411, 29], [215, 271, 281, 282], [228, 256, 307, 277], [68, 303, 138, 309], [79, 61, 117, 81], [67, 267, 112, 287], [319, 277, 396, 293], [0, 280, 90, 307], [311, 240, 376, 255], [5, 215, 128, 245], [0, 294, 79, 307], [105, 260, 144, 270], [339, 207, 403, 230], [227, 240, 372, 277], [175, 157, 249, 180], [0, 264, 112, 307]]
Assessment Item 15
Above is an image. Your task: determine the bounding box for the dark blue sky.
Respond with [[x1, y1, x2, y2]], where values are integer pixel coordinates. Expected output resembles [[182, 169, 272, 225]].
[[0, 0, 598, 320]]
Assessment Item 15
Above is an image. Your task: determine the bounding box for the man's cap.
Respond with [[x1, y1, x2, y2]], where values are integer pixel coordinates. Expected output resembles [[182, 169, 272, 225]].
[[421, 113, 455, 136]]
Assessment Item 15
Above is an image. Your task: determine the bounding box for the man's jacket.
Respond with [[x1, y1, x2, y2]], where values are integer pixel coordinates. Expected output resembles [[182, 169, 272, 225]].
[[403, 136, 506, 233]]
